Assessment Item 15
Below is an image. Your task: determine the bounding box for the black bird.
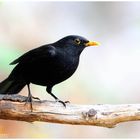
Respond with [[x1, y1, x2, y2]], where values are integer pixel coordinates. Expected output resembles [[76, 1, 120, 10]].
[[0, 35, 99, 109]]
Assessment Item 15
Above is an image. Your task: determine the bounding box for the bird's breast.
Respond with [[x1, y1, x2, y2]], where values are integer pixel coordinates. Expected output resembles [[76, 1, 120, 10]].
[[23, 54, 80, 86]]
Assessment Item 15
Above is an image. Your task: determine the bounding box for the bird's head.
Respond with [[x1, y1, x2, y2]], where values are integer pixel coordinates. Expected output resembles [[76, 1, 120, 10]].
[[54, 35, 100, 55]]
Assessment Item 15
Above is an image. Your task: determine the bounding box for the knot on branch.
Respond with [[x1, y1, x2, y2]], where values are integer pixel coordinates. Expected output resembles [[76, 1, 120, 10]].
[[82, 108, 97, 120]]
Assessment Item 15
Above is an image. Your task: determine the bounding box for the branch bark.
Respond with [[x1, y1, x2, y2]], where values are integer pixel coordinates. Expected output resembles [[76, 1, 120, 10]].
[[0, 95, 140, 128]]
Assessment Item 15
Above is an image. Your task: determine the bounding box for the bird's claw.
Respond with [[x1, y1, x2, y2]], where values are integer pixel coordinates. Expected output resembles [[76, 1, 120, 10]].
[[64, 100, 70, 104], [32, 96, 41, 102], [55, 99, 70, 107], [24, 96, 41, 103]]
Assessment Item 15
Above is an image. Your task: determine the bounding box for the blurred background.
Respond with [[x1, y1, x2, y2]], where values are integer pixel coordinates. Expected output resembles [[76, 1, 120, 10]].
[[0, 1, 140, 138]]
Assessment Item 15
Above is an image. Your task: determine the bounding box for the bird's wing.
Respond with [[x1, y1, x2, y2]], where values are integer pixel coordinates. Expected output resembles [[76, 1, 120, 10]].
[[10, 45, 56, 65]]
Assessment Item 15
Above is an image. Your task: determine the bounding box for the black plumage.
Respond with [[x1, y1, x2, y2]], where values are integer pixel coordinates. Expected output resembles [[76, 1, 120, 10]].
[[0, 35, 99, 110]]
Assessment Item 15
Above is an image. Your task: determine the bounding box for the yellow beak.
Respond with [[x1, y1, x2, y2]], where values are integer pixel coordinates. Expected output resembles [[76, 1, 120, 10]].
[[85, 41, 100, 47]]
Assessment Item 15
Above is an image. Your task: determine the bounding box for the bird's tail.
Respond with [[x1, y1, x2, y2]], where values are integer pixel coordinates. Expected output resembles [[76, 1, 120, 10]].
[[0, 77, 26, 94]]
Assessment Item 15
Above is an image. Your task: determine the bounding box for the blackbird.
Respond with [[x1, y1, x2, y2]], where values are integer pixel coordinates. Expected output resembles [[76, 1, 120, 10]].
[[0, 35, 99, 110]]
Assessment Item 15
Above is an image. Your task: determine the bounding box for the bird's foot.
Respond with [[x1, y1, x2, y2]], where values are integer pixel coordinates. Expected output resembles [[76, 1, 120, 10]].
[[24, 95, 33, 112], [32, 96, 41, 102], [55, 99, 70, 107], [24, 95, 42, 112], [23, 96, 41, 102]]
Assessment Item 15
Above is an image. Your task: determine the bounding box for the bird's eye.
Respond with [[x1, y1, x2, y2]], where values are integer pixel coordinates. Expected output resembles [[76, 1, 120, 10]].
[[74, 38, 81, 45]]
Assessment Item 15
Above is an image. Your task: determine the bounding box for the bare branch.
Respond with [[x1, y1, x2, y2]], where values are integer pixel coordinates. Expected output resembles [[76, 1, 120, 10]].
[[0, 95, 140, 128]]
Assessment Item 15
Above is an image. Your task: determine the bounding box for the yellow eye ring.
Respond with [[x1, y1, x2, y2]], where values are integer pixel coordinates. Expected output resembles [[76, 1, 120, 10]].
[[74, 38, 81, 45]]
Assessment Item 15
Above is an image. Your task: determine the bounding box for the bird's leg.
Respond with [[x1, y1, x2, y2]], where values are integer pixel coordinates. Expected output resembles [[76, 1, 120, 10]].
[[25, 84, 33, 111], [46, 86, 69, 107], [24, 84, 42, 112], [26, 84, 41, 101]]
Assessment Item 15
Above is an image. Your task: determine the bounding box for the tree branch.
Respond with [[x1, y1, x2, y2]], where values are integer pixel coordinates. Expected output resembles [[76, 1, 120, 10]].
[[0, 95, 140, 128]]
